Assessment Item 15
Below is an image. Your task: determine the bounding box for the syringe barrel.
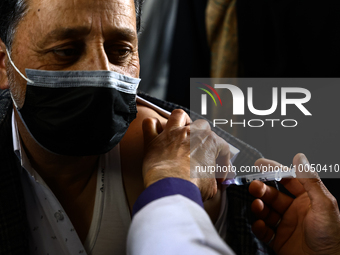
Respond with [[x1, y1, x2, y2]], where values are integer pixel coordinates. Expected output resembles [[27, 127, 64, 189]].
[[234, 167, 296, 185]]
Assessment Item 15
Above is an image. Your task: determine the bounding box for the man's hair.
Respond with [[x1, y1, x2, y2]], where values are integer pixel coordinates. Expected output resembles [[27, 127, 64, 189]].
[[0, 0, 144, 50]]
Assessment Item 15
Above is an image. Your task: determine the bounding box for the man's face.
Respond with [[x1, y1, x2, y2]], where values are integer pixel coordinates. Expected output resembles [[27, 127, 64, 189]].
[[9, 0, 139, 108]]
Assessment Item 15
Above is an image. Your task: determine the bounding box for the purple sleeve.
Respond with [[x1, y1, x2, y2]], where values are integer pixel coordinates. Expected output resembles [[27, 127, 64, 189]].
[[132, 178, 204, 217]]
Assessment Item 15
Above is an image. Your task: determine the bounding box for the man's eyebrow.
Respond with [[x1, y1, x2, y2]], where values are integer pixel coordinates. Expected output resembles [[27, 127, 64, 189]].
[[37, 27, 91, 47], [37, 27, 137, 47], [105, 27, 137, 41]]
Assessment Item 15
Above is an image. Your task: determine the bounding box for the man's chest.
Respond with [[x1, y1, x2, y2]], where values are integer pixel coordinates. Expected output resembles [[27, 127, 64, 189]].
[[21, 146, 131, 255]]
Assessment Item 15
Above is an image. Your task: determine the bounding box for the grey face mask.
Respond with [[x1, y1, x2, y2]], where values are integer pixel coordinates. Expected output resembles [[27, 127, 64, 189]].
[[7, 49, 141, 156]]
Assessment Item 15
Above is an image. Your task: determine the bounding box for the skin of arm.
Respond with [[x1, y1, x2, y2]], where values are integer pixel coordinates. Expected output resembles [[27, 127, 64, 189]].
[[121, 104, 224, 223]]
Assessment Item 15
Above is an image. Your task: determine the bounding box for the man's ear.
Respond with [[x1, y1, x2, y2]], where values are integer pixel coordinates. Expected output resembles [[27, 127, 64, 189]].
[[0, 40, 9, 90]]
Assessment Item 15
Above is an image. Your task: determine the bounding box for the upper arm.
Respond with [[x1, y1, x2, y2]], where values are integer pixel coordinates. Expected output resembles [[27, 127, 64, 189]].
[[122, 104, 167, 148], [121, 105, 222, 222], [120, 104, 168, 210]]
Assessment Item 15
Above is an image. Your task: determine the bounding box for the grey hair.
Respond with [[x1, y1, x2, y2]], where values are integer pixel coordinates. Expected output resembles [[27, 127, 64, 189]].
[[0, 0, 144, 51], [0, 0, 29, 51]]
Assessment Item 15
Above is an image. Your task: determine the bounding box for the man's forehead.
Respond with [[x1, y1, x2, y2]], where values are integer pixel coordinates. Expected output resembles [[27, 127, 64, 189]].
[[26, 0, 136, 30], [30, 0, 134, 13], [21, 0, 137, 45]]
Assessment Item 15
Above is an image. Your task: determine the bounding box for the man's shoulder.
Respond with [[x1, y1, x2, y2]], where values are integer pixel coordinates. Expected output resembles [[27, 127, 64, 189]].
[[121, 104, 167, 152], [136, 104, 168, 125], [0, 89, 12, 126], [0, 90, 29, 254], [120, 102, 167, 173]]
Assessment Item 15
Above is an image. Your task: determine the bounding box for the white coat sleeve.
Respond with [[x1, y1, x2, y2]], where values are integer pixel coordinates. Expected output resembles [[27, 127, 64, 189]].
[[127, 178, 235, 255]]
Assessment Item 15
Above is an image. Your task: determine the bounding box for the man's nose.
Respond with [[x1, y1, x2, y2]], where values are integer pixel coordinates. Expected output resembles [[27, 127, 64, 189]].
[[77, 45, 110, 71]]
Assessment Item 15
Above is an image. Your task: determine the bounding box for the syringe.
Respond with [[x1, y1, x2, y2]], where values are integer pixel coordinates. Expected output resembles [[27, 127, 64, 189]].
[[222, 167, 296, 186]]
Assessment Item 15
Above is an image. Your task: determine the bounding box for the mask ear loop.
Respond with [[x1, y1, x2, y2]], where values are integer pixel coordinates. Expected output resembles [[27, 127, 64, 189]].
[[6, 49, 35, 109], [6, 49, 34, 84]]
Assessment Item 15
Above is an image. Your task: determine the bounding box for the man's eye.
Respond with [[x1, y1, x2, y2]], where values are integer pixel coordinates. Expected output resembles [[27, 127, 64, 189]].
[[117, 49, 130, 57], [107, 47, 132, 58], [53, 48, 80, 57], [106, 47, 132, 64], [111, 48, 131, 58]]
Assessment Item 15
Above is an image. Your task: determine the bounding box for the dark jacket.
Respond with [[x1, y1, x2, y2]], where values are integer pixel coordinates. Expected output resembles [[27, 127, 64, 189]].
[[0, 89, 274, 255]]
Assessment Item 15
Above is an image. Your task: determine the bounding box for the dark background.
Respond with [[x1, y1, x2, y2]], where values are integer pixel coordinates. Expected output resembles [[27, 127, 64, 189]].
[[236, 0, 340, 201], [162, 0, 340, 200]]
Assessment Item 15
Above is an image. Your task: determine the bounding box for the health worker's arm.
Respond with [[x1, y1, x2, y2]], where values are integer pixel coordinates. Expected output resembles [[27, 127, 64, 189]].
[[127, 178, 235, 255], [127, 109, 235, 254]]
